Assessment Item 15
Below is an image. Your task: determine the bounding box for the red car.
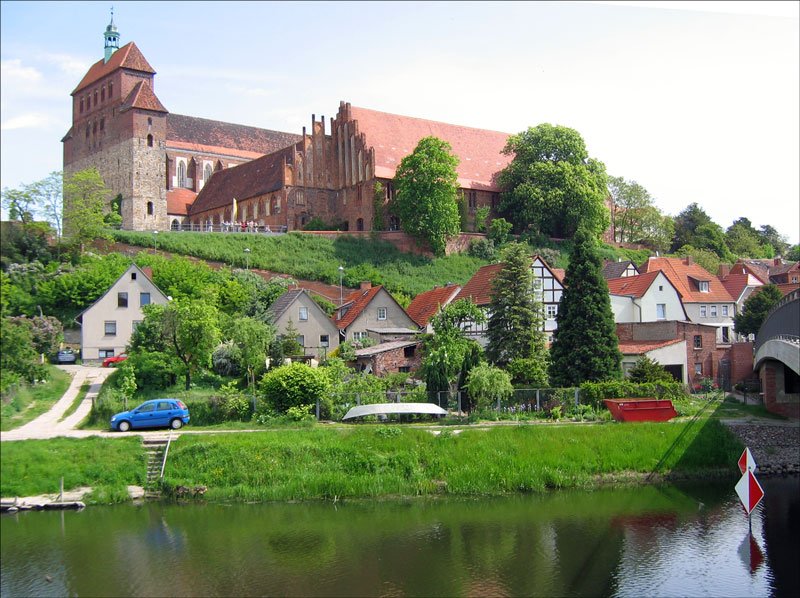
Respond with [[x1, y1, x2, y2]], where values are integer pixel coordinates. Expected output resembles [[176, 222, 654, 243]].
[[102, 354, 128, 368]]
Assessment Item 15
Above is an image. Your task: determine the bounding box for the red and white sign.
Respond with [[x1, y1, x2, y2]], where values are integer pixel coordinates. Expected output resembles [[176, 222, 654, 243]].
[[735, 470, 765, 515], [738, 447, 757, 474]]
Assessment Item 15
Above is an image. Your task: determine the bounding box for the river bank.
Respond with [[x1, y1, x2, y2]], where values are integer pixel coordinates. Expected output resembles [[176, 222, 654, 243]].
[[2, 418, 747, 506]]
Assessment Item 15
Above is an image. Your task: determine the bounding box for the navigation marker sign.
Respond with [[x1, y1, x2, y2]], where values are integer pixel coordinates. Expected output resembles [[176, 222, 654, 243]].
[[738, 447, 757, 474], [735, 470, 765, 516]]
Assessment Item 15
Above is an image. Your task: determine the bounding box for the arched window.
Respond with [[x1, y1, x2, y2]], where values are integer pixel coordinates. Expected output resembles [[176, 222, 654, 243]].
[[101, 87, 105, 102], [171, 219, 180, 231], [177, 161, 187, 188], [147, 134, 154, 147], [100, 118, 105, 131], [204, 163, 213, 183], [94, 90, 98, 106], [87, 95, 91, 109], [146, 201, 154, 215], [108, 82, 113, 98], [79, 98, 84, 113]]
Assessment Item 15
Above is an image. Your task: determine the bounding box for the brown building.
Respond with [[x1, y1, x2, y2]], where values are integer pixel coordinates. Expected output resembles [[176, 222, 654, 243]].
[[63, 17, 300, 232]]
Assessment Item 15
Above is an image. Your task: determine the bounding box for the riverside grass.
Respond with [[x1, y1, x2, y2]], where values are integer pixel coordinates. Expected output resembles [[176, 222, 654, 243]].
[[1, 419, 743, 504]]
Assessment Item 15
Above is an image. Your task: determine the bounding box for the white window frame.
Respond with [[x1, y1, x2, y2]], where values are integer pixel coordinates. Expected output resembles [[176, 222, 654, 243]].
[[699, 281, 710, 292], [299, 307, 309, 321], [104, 321, 117, 336], [656, 304, 666, 320], [710, 305, 717, 317], [377, 307, 387, 321], [320, 335, 329, 347], [722, 305, 729, 316], [546, 304, 557, 319], [700, 305, 707, 317]]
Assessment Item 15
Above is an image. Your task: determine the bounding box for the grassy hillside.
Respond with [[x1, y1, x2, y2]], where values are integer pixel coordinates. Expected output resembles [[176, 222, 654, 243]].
[[112, 230, 652, 297], [113, 230, 489, 297]]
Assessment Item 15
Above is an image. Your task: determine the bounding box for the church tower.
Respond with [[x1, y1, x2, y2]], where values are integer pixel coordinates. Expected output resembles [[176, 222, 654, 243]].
[[63, 13, 169, 231], [104, 9, 120, 63]]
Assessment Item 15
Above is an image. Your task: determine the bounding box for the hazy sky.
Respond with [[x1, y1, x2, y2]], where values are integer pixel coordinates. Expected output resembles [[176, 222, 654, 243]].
[[1, 1, 798, 244]]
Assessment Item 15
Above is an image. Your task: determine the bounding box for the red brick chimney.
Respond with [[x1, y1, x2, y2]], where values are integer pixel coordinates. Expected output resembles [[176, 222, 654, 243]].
[[142, 267, 154, 280], [719, 264, 731, 278], [774, 258, 782, 266], [683, 256, 693, 266], [360, 281, 372, 290]]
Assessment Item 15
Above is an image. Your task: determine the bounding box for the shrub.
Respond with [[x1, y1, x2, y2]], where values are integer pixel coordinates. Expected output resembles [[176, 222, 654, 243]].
[[579, 380, 686, 409], [258, 362, 330, 414], [627, 356, 674, 383], [465, 364, 513, 411], [127, 351, 179, 389], [212, 340, 242, 377], [468, 238, 495, 260], [487, 218, 512, 245], [507, 357, 549, 387]]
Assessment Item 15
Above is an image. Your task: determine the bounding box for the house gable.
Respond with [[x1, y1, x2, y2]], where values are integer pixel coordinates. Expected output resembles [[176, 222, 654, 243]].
[[269, 289, 338, 357]]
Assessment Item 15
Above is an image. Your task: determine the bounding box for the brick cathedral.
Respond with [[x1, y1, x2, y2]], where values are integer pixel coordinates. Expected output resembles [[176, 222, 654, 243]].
[[64, 16, 511, 233]]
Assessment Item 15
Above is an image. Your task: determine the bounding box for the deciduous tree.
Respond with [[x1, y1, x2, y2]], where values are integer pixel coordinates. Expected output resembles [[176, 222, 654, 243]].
[[393, 136, 461, 256], [498, 124, 609, 238], [63, 168, 116, 253], [549, 227, 621, 386]]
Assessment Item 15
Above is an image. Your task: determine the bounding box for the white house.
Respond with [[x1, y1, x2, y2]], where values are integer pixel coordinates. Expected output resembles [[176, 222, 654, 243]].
[[77, 264, 168, 361], [607, 271, 687, 324]]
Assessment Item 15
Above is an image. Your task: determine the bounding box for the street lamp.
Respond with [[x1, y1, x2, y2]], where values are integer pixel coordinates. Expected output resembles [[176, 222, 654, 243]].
[[338, 265, 344, 306], [244, 247, 251, 270], [153, 230, 158, 252]]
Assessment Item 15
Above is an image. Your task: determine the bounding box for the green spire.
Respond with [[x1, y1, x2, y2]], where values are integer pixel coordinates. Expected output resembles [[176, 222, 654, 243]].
[[104, 7, 120, 63]]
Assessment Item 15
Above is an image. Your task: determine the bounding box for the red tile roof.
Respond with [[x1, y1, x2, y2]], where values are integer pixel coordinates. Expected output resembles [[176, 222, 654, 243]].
[[640, 257, 734, 303], [406, 284, 461, 327], [167, 114, 301, 156], [551, 268, 566, 284], [334, 285, 383, 330], [719, 273, 756, 302], [618, 338, 684, 355], [454, 263, 504, 306], [606, 271, 662, 298], [72, 42, 155, 94], [166, 188, 197, 216], [188, 146, 296, 215], [119, 81, 167, 113], [347, 104, 511, 190]]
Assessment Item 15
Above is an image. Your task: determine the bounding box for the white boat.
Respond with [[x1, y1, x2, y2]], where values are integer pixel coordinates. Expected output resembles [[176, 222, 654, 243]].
[[342, 402, 448, 421]]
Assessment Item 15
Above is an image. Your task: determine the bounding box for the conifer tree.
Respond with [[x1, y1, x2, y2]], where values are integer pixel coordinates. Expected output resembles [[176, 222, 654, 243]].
[[486, 242, 548, 368], [549, 228, 621, 386]]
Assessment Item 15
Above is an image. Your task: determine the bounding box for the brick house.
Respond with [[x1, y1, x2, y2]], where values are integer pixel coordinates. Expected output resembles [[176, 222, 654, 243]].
[[76, 264, 167, 361], [353, 340, 423, 377], [616, 321, 729, 388]]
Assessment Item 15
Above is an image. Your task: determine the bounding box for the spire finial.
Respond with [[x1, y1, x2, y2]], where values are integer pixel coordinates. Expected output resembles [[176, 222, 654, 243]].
[[104, 7, 120, 62]]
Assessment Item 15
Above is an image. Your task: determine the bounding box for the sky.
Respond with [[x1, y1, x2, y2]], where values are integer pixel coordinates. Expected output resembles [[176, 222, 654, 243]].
[[1, 1, 798, 244]]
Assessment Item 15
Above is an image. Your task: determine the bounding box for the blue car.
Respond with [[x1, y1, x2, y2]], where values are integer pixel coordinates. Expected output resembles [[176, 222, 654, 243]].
[[111, 399, 190, 432]]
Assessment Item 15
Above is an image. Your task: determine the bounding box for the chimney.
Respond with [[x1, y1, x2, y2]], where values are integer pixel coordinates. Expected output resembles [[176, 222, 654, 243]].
[[142, 267, 154, 280], [719, 264, 730, 278], [774, 258, 782, 266], [360, 281, 372, 290], [683, 256, 693, 266]]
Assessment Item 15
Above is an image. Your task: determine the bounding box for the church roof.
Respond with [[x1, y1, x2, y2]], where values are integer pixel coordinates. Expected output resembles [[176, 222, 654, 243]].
[[346, 104, 512, 191], [119, 81, 167, 113], [167, 114, 301, 156], [166, 188, 196, 216], [188, 145, 296, 215], [72, 42, 155, 94]]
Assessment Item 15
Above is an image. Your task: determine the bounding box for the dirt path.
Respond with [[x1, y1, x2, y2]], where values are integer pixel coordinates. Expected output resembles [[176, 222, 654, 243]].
[[0, 365, 115, 442]]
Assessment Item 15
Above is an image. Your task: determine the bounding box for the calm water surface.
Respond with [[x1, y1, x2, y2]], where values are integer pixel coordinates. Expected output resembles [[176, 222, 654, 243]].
[[2, 476, 798, 597]]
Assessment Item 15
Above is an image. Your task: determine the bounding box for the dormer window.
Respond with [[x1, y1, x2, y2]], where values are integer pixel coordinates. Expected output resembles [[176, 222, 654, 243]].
[[699, 281, 709, 292]]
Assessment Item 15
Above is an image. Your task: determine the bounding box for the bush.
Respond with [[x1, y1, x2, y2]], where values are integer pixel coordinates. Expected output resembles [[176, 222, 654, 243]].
[[465, 364, 513, 411], [579, 380, 686, 409], [507, 357, 549, 387], [259, 362, 330, 414], [468, 238, 496, 260], [127, 351, 179, 389], [212, 340, 242, 377]]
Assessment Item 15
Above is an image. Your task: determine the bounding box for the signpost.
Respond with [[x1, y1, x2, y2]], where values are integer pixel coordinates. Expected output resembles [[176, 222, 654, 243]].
[[735, 447, 765, 527]]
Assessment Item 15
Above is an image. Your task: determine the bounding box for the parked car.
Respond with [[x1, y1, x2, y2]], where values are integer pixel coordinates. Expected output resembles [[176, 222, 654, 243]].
[[56, 349, 77, 364], [110, 399, 190, 432], [102, 354, 128, 368]]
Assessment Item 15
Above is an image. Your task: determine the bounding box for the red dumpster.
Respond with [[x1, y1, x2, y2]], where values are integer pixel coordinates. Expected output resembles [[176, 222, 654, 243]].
[[603, 398, 677, 422]]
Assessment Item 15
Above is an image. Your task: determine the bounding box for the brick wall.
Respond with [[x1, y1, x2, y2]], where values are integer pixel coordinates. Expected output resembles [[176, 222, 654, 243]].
[[760, 361, 800, 418], [729, 342, 756, 384]]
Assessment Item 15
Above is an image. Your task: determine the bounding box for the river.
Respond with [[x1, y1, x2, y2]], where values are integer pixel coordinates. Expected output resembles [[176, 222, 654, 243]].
[[2, 475, 798, 597]]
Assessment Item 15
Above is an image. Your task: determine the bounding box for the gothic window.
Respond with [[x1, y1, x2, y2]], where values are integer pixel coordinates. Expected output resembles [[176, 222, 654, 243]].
[[85, 125, 90, 139], [171, 219, 180, 230], [93, 121, 97, 135], [147, 134, 153, 147], [177, 161, 187, 188], [100, 118, 105, 131], [101, 87, 105, 102], [147, 201, 154, 215], [204, 163, 213, 183], [148, 117, 152, 126], [468, 191, 477, 212], [87, 95, 90, 109], [80, 98, 84, 113], [108, 82, 113, 98], [296, 190, 305, 206], [94, 90, 98, 106]]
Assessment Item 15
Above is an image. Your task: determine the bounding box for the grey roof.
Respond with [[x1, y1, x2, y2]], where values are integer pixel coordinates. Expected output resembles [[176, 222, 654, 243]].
[[354, 340, 421, 357], [365, 327, 419, 335], [602, 260, 638, 280], [266, 289, 305, 321]]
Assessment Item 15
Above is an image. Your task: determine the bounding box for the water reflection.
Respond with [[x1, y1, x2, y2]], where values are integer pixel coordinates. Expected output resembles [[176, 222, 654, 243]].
[[2, 477, 797, 597]]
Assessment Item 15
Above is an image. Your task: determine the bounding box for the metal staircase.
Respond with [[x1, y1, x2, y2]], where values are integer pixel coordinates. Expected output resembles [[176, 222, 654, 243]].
[[142, 433, 174, 499]]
